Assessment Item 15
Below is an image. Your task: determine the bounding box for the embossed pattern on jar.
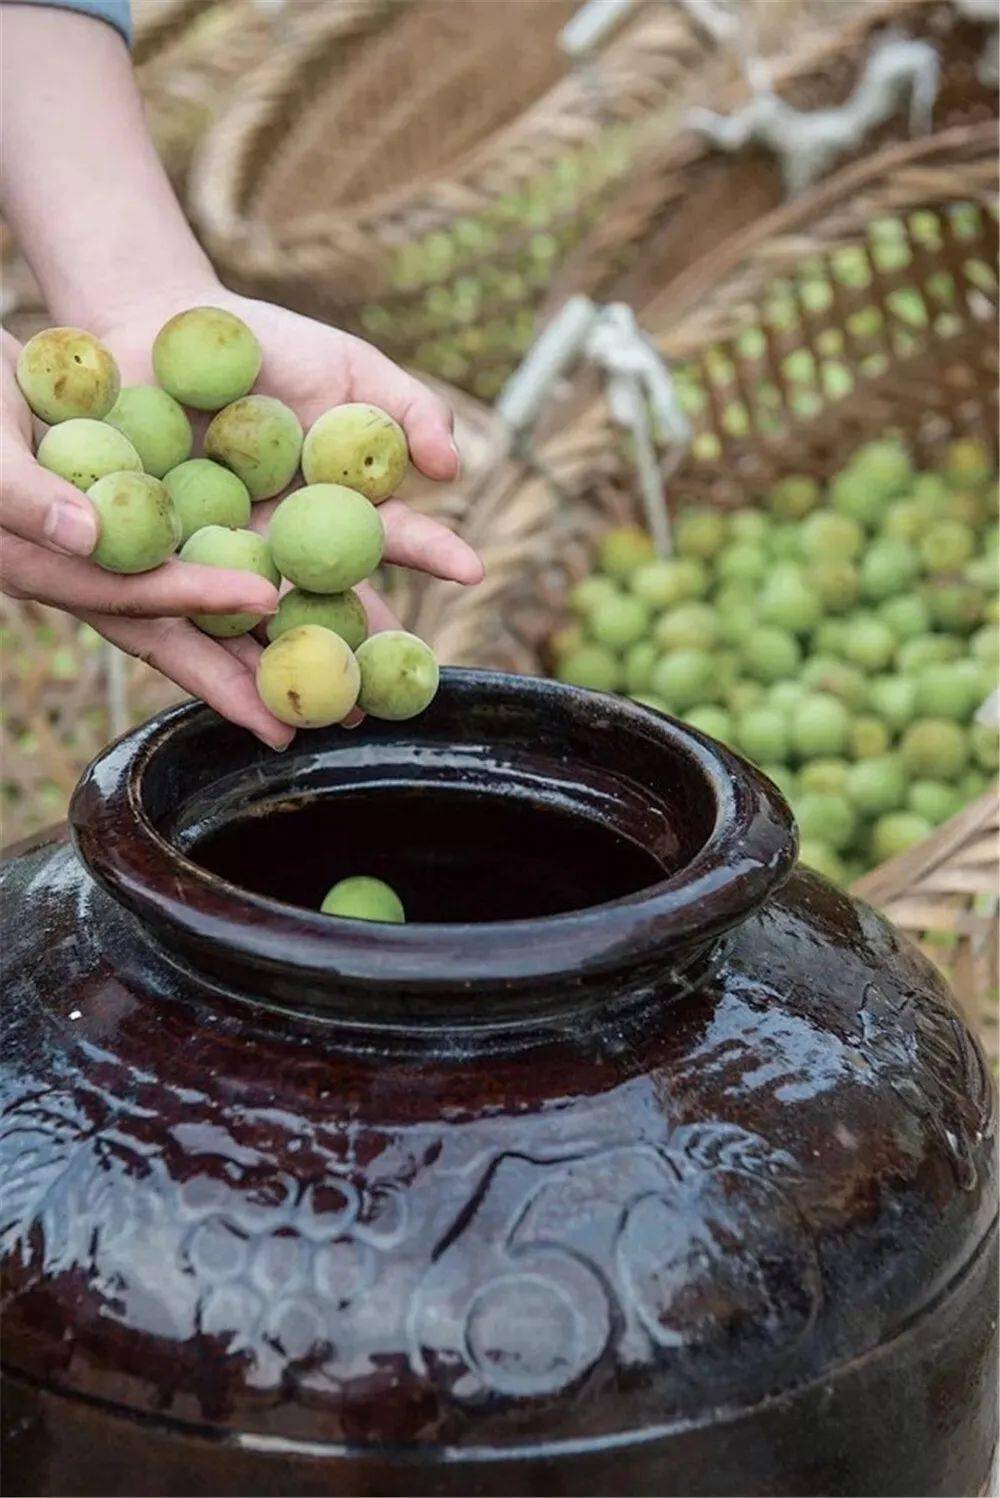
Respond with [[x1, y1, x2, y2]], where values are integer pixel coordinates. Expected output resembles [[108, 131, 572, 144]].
[[1, 671, 996, 1497]]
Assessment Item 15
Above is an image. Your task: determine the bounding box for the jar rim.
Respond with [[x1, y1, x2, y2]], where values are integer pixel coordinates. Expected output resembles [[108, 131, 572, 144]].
[[70, 671, 796, 1019]]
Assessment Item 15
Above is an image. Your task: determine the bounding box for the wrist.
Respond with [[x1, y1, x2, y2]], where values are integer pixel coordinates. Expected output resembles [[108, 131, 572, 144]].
[[50, 263, 222, 338]]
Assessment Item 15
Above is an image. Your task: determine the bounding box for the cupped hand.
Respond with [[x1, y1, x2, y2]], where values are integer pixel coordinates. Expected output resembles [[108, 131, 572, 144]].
[[0, 290, 483, 748]]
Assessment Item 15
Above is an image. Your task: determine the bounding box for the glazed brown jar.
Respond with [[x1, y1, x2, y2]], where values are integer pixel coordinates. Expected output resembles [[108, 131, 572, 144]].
[[1, 671, 996, 1497]]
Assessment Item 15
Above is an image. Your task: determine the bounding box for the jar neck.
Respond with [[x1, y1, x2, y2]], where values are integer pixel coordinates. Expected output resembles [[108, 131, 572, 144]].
[[71, 673, 796, 1035]]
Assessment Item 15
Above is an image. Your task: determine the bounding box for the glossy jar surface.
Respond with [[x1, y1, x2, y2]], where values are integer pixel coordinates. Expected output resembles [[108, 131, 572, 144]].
[[1, 671, 996, 1497]]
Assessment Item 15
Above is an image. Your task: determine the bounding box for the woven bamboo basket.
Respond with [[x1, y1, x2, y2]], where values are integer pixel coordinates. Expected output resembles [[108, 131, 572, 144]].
[[132, 0, 337, 192], [546, 0, 1000, 315], [411, 121, 999, 1061], [188, 0, 835, 399], [0, 598, 184, 848]]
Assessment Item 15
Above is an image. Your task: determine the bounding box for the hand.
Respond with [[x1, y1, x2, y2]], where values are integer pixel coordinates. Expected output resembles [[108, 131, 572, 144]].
[[0, 291, 483, 749]]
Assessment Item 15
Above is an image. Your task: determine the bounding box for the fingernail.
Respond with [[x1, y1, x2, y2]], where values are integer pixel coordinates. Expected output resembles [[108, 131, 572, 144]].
[[258, 734, 290, 751], [447, 438, 462, 474], [245, 600, 278, 615], [45, 500, 97, 556]]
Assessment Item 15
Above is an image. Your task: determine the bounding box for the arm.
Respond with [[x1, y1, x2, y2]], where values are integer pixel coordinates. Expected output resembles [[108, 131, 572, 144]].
[[0, 6, 215, 334], [0, 5, 481, 746]]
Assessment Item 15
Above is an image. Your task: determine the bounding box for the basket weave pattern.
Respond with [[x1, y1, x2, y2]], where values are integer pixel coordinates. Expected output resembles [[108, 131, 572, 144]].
[[854, 790, 999, 1063], [549, 0, 999, 315], [133, 0, 328, 191], [411, 123, 999, 1061], [415, 125, 998, 669], [0, 598, 183, 846], [190, 0, 831, 396]]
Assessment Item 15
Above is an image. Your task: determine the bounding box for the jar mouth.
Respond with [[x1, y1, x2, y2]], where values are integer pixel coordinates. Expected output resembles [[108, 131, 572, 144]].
[[70, 671, 795, 1021]]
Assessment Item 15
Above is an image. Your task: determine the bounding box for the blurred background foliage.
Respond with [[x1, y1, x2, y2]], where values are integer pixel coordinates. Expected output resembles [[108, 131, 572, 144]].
[[1, 0, 996, 854]]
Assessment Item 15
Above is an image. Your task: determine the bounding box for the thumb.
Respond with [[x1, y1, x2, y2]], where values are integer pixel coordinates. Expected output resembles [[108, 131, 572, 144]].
[[1, 439, 99, 556], [1, 338, 98, 556]]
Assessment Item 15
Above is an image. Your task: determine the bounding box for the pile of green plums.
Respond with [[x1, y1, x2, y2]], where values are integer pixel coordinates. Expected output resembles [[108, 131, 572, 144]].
[[17, 312, 439, 731], [549, 436, 999, 884]]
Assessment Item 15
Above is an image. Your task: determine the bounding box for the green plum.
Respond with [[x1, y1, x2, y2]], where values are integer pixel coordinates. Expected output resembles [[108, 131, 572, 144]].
[[795, 791, 856, 851], [899, 718, 969, 779], [768, 680, 808, 712], [204, 395, 303, 501], [630, 558, 707, 607], [684, 705, 733, 742], [877, 593, 930, 641], [842, 615, 896, 671], [598, 526, 654, 578], [654, 602, 718, 652], [179, 525, 279, 637], [959, 769, 989, 801], [896, 634, 962, 673], [848, 715, 891, 760], [16, 326, 120, 424], [913, 664, 980, 721], [830, 470, 887, 527], [716, 542, 767, 586], [965, 555, 998, 593], [87, 472, 181, 573], [767, 522, 802, 560], [911, 473, 950, 510], [923, 580, 984, 632], [970, 721, 999, 773], [716, 594, 759, 648], [767, 475, 820, 519], [848, 439, 912, 505], [801, 511, 863, 560], [726, 680, 766, 714], [37, 419, 142, 491], [152, 306, 261, 411], [860, 538, 919, 600], [163, 458, 252, 543], [943, 436, 994, 489], [799, 758, 849, 795], [266, 587, 368, 649], [105, 385, 192, 478], [650, 649, 715, 711], [730, 510, 768, 544], [883, 497, 937, 542], [569, 576, 619, 616], [871, 812, 933, 863], [557, 645, 620, 692], [741, 626, 802, 683], [735, 706, 788, 764], [813, 559, 861, 613], [675, 508, 728, 561], [269, 484, 384, 592], [321, 875, 405, 923], [590, 593, 650, 650], [919, 519, 975, 573], [760, 566, 822, 635], [812, 617, 850, 655], [801, 657, 867, 708], [355, 630, 440, 720], [302, 404, 408, 502], [257, 624, 361, 727], [867, 674, 917, 731], [907, 780, 961, 825], [790, 693, 850, 759], [970, 624, 999, 665], [846, 755, 906, 815]]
